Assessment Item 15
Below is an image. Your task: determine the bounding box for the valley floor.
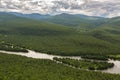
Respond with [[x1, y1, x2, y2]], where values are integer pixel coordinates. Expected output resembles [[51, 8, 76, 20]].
[[0, 49, 120, 74], [0, 52, 120, 80]]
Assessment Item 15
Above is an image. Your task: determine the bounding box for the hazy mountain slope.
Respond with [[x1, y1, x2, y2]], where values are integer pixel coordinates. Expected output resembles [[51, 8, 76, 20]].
[[0, 12, 74, 36], [0, 12, 120, 56], [9, 12, 50, 20], [7, 12, 107, 28], [90, 17, 120, 47], [44, 13, 107, 28]]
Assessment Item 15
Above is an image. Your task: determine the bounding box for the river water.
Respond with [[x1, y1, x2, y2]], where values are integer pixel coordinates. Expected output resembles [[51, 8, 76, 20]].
[[102, 60, 120, 74], [0, 50, 120, 74]]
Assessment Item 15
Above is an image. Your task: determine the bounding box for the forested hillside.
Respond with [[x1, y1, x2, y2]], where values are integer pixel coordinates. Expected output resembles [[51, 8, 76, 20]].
[[0, 12, 120, 56]]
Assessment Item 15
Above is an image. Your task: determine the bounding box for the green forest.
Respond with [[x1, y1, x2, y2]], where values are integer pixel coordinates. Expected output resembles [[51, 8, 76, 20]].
[[0, 12, 120, 80], [0, 13, 120, 57], [53, 57, 114, 70], [0, 53, 120, 80]]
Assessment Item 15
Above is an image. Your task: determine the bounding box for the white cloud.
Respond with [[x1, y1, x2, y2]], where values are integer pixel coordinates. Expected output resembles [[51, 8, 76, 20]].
[[0, 0, 120, 17]]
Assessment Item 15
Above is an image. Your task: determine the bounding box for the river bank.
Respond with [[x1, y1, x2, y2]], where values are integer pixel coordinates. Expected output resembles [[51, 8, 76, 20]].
[[0, 50, 120, 74]]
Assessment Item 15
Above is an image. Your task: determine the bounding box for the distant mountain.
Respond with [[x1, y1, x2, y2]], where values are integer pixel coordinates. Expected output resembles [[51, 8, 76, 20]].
[[0, 12, 119, 30], [9, 12, 51, 20], [0, 12, 110, 32], [97, 16, 120, 29], [0, 12, 73, 36], [0, 12, 18, 20], [1, 12, 119, 28], [0, 12, 120, 55], [108, 17, 120, 26], [44, 13, 108, 29], [73, 14, 104, 20]]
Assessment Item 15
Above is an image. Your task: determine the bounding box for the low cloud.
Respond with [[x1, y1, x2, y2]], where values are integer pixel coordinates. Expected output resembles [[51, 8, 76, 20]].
[[0, 0, 120, 17]]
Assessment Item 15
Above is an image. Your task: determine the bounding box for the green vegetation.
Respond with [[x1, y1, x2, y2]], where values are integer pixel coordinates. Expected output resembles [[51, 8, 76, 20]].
[[45, 13, 106, 28], [0, 41, 28, 52], [0, 53, 120, 80], [0, 13, 120, 80], [0, 13, 120, 57], [109, 55, 120, 60], [81, 55, 109, 61], [53, 57, 114, 70]]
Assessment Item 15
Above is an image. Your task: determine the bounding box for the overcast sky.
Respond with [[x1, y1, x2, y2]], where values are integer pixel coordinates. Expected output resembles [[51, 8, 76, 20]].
[[0, 0, 120, 17]]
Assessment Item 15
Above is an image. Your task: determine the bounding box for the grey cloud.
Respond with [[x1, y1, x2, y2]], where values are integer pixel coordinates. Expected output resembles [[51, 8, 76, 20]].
[[52, 1, 81, 9], [0, 0, 120, 17], [84, 1, 120, 17]]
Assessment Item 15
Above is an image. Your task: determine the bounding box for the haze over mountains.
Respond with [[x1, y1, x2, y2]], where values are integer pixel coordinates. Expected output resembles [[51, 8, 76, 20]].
[[0, 12, 120, 55], [4, 12, 119, 28], [0, 1, 120, 80], [1, 12, 119, 30], [0, 0, 120, 17]]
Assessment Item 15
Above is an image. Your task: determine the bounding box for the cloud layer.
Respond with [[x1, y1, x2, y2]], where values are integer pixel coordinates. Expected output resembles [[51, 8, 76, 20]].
[[0, 0, 120, 17]]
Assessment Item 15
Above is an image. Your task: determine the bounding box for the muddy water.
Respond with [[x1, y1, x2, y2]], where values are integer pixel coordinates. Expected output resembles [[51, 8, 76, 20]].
[[0, 50, 120, 74]]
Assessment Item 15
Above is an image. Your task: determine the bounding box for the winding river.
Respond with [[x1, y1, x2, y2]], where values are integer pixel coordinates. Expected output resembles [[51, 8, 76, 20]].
[[0, 50, 120, 74]]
